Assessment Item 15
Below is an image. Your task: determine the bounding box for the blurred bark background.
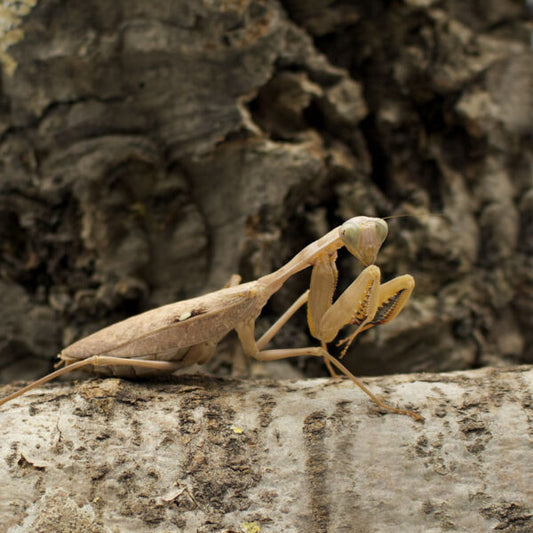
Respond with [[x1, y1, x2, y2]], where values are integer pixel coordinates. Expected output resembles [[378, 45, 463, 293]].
[[0, 0, 532, 384]]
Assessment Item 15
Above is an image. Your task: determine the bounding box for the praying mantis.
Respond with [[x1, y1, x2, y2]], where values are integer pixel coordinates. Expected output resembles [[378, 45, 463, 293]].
[[0, 216, 422, 421]]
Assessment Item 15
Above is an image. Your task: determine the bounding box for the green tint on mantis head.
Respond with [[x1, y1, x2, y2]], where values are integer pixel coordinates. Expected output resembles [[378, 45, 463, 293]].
[[339, 217, 389, 266]]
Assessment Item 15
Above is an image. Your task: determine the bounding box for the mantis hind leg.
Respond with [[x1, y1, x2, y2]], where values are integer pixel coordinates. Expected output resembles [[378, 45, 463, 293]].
[[0, 356, 183, 407]]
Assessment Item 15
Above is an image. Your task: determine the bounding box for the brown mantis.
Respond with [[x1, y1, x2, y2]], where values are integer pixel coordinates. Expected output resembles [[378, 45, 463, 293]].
[[0, 216, 422, 421]]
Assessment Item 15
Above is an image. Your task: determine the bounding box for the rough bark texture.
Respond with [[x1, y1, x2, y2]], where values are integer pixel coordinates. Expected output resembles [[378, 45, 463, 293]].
[[1, 366, 532, 532], [0, 0, 531, 386]]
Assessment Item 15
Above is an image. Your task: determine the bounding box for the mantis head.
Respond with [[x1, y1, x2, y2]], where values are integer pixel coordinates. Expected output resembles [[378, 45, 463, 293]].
[[339, 217, 389, 266]]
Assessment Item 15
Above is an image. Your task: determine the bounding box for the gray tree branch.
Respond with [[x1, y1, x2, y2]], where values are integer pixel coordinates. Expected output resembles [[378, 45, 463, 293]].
[[1, 366, 532, 532]]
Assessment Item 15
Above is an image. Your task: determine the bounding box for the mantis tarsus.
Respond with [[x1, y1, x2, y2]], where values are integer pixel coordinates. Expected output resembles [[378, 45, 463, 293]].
[[0, 216, 422, 421]]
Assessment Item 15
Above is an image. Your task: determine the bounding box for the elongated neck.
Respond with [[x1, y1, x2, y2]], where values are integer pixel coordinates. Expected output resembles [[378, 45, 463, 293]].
[[258, 226, 343, 296]]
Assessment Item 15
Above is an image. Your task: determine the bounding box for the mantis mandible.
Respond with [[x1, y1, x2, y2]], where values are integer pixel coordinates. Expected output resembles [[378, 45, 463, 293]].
[[0, 216, 422, 421]]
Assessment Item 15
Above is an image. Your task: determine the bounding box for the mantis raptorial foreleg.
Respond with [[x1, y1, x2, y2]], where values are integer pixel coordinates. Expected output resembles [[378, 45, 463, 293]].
[[306, 257, 414, 354], [308, 261, 379, 376], [336, 274, 415, 357], [308, 263, 381, 344], [303, 259, 418, 419]]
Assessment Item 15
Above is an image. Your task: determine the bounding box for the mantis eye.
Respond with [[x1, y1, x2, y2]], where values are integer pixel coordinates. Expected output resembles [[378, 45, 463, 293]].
[[374, 219, 388, 245], [340, 221, 361, 249]]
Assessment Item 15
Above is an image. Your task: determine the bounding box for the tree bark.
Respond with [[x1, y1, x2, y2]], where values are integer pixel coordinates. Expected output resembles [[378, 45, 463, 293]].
[[1, 366, 532, 532]]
